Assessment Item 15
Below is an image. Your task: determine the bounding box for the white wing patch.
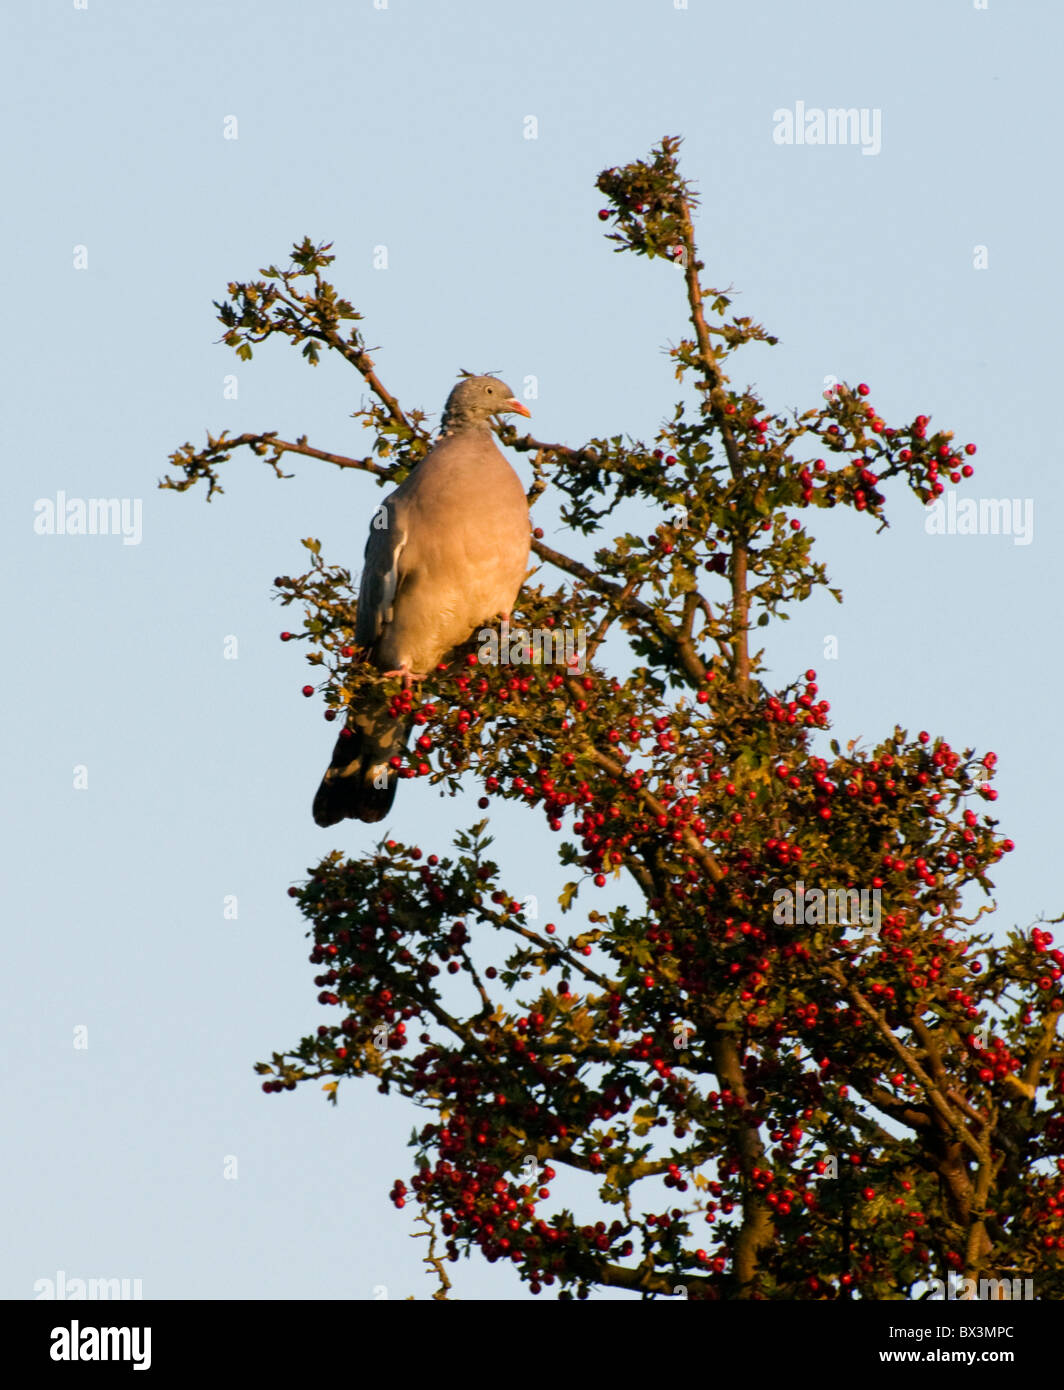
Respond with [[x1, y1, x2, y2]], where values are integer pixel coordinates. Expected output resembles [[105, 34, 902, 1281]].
[[356, 499, 408, 648], [378, 527, 406, 628]]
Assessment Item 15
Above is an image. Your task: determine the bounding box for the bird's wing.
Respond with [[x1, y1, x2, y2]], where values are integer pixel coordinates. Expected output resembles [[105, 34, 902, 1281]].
[[354, 495, 408, 650]]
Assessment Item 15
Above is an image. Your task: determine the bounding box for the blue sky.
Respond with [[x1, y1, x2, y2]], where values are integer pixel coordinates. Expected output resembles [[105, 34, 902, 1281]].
[[3, 0, 1060, 1300]]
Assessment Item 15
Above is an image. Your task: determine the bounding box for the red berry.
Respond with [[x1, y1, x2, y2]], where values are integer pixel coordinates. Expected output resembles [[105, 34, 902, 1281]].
[[302, 685, 314, 697], [857, 383, 870, 396], [280, 631, 292, 641], [594, 873, 606, 887], [964, 443, 976, 456], [597, 209, 610, 221]]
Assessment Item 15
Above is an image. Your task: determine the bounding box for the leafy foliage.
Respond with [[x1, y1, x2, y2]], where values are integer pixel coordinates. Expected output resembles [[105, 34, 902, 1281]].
[[171, 139, 1063, 1301]]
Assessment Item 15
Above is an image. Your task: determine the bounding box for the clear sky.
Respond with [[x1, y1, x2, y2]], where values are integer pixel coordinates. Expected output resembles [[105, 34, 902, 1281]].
[[3, 0, 1060, 1301]]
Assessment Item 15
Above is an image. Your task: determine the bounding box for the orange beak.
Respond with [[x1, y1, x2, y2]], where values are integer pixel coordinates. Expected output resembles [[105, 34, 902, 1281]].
[[504, 398, 532, 418]]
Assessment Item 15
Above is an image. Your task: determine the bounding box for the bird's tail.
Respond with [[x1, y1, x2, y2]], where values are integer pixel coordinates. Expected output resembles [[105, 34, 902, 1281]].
[[312, 689, 412, 826]]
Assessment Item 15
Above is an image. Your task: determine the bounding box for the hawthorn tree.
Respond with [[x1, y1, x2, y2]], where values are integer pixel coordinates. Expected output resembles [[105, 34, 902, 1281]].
[[164, 137, 1064, 1301]]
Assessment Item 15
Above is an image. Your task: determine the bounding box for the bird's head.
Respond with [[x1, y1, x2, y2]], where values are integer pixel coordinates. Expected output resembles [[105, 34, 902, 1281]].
[[441, 374, 532, 433]]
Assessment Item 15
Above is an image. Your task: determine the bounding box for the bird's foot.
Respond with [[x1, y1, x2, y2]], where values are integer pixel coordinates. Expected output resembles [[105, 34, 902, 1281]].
[[380, 665, 426, 689]]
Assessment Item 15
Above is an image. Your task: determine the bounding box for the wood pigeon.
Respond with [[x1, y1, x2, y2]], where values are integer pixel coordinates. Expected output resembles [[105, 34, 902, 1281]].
[[313, 374, 531, 826]]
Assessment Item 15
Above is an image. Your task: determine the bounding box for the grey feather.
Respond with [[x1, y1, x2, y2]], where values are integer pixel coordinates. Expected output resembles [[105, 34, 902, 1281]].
[[313, 374, 532, 827]]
